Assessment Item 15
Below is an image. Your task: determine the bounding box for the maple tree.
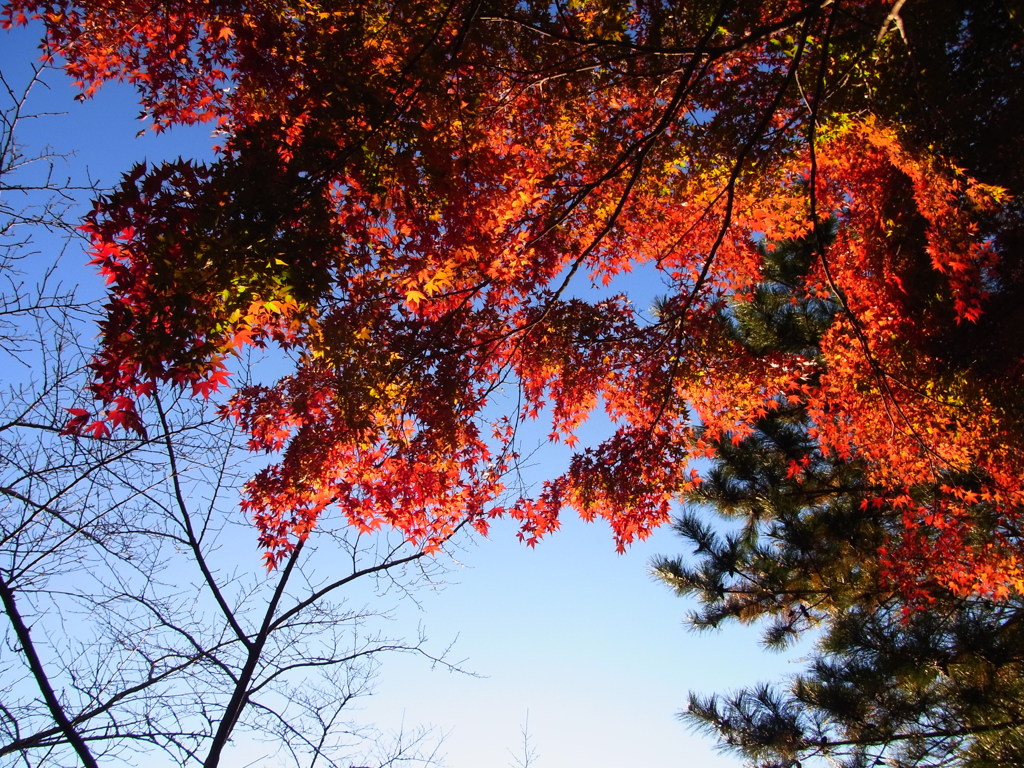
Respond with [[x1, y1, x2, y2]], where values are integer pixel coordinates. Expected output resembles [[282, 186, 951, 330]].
[[2, 0, 1022, 596]]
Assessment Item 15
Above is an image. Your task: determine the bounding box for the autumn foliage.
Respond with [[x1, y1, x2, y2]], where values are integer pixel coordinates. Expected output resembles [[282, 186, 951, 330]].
[[4, 0, 1022, 591]]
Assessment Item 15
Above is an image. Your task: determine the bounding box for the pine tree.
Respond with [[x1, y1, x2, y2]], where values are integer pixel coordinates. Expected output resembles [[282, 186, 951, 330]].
[[654, 228, 1024, 767]]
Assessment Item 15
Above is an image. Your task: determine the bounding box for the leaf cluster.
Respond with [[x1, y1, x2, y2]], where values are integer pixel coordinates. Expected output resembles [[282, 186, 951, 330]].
[[3, 0, 1023, 592]]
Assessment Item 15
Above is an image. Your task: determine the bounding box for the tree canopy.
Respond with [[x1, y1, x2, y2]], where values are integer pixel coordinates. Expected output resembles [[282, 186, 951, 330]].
[[2, 0, 1022, 596]]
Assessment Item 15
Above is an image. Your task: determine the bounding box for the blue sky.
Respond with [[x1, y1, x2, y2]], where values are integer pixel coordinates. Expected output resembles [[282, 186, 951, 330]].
[[1, 22, 813, 768], [358, 514, 814, 768]]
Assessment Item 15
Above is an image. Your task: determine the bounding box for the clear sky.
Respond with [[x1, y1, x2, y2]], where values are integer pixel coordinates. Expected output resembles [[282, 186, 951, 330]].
[[1, 23, 813, 768], [357, 514, 815, 768]]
